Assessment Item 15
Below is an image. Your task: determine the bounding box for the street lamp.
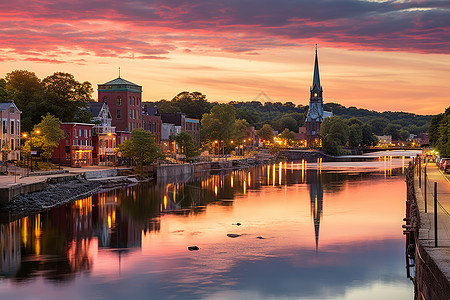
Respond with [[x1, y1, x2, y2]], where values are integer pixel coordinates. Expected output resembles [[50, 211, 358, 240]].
[[214, 140, 218, 157], [30, 129, 40, 172]]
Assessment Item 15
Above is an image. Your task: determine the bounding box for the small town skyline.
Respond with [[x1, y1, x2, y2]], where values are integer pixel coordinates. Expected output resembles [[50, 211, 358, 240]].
[[1, 0, 449, 115]]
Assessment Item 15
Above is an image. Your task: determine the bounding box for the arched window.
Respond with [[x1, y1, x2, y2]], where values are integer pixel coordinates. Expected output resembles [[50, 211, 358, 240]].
[[129, 96, 132, 105], [117, 96, 122, 105]]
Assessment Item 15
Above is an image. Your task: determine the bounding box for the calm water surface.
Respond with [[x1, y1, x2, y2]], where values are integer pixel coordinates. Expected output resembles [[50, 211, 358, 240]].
[[0, 159, 413, 299]]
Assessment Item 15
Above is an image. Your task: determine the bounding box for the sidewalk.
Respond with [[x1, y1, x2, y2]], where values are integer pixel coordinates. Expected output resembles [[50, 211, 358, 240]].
[[418, 163, 450, 247], [0, 165, 127, 188]]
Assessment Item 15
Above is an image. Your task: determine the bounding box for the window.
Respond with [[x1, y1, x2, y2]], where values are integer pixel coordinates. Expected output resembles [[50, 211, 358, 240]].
[[84, 129, 87, 138], [133, 97, 135, 106], [129, 96, 132, 106], [2, 120, 6, 134], [103, 96, 108, 103], [117, 109, 121, 119], [11, 139, 14, 150], [10, 107, 14, 113], [132, 109, 135, 119], [74, 128, 77, 137], [79, 129, 82, 137], [17, 121, 20, 135], [10, 120, 14, 135], [117, 96, 122, 105], [89, 130, 91, 136], [130, 109, 132, 119]]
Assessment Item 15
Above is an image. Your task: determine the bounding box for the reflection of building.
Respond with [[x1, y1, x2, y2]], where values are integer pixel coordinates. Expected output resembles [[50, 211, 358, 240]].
[[0, 222, 21, 277], [0, 102, 21, 161], [308, 170, 323, 252]]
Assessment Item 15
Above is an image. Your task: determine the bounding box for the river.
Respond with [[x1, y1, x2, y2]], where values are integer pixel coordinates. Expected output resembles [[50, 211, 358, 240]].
[[0, 157, 414, 299]]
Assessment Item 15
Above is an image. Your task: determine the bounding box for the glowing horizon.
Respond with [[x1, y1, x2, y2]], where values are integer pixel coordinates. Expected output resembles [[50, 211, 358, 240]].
[[1, 0, 449, 115]]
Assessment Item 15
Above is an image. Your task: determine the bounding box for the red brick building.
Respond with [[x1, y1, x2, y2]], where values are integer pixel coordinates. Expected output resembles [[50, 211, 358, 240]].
[[142, 114, 162, 144], [52, 123, 94, 167], [98, 77, 142, 132]]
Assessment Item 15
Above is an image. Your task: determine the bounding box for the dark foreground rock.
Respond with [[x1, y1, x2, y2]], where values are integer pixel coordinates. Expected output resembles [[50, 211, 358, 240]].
[[1, 178, 101, 215]]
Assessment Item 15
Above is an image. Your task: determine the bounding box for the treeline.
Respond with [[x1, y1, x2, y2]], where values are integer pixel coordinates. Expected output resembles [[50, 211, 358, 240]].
[[152, 93, 432, 139], [0, 70, 93, 132], [1, 69, 432, 139], [429, 107, 450, 156]]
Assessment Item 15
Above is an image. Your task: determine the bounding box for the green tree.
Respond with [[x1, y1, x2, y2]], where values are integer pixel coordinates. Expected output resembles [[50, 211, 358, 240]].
[[347, 124, 362, 148], [320, 116, 349, 155], [236, 107, 262, 128], [42, 72, 93, 122], [0, 79, 7, 102], [437, 113, 450, 156], [201, 104, 237, 144], [118, 129, 164, 172], [383, 124, 402, 140], [368, 117, 389, 136], [361, 124, 378, 147], [279, 129, 296, 146], [5, 70, 45, 131], [257, 124, 274, 143], [170, 91, 212, 119], [156, 99, 181, 114], [429, 112, 445, 147], [173, 132, 199, 161], [23, 114, 65, 161], [273, 116, 297, 133]]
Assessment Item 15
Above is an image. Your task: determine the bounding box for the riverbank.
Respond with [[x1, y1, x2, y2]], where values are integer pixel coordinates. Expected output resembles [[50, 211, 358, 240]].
[[1, 178, 101, 216], [406, 162, 450, 300]]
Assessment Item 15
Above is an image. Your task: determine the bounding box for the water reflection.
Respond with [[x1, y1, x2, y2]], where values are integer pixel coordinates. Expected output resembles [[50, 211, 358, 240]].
[[0, 161, 412, 299]]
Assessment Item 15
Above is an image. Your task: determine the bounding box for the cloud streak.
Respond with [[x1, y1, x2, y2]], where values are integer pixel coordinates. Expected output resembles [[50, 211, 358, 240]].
[[0, 0, 449, 63]]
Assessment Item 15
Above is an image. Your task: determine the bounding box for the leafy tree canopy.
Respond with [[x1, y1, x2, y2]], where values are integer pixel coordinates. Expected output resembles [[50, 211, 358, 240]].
[[173, 131, 199, 160], [118, 129, 164, 168]]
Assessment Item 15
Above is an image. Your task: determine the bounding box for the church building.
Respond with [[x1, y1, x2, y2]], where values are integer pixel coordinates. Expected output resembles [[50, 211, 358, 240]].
[[304, 46, 332, 143]]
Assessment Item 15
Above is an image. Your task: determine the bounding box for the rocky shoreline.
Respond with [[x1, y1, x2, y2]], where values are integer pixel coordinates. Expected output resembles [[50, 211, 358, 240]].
[[1, 178, 102, 216]]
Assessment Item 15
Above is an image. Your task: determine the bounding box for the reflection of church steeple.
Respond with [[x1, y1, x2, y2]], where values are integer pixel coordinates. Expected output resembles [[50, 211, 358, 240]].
[[308, 171, 323, 252]]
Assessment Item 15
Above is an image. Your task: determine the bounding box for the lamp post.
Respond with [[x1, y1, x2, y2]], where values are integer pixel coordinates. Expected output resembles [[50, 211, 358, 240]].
[[214, 140, 218, 157], [30, 129, 40, 172]]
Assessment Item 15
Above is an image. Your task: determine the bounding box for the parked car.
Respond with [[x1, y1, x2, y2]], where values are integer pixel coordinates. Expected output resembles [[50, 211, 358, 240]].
[[443, 160, 450, 173], [439, 158, 450, 170]]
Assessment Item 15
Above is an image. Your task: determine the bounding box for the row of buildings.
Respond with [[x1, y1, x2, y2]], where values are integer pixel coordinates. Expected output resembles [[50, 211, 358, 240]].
[[0, 77, 202, 167], [54, 77, 202, 167]]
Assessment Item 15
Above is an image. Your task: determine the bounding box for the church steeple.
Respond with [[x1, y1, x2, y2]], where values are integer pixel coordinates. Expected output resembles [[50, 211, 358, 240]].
[[311, 45, 322, 93]]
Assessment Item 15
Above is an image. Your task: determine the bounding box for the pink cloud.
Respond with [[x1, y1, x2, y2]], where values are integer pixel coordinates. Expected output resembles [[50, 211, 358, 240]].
[[0, 0, 448, 64]]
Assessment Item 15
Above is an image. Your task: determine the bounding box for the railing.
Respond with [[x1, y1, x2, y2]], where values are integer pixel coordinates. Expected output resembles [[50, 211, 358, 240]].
[[415, 156, 450, 247]]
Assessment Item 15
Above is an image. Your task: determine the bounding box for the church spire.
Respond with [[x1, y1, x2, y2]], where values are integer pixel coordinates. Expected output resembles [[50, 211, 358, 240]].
[[311, 44, 322, 92]]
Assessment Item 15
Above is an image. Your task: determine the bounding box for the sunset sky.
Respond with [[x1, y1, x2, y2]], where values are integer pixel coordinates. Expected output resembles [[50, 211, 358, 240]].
[[1, 0, 449, 115]]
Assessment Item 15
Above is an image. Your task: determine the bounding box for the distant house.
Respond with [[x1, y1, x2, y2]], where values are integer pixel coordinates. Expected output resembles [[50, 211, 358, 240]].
[[88, 102, 116, 166], [141, 104, 162, 145], [377, 135, 392, 147], [161, 113, 200, 144], [52, 123, 94, 167], [0, 102, 21, 161]]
